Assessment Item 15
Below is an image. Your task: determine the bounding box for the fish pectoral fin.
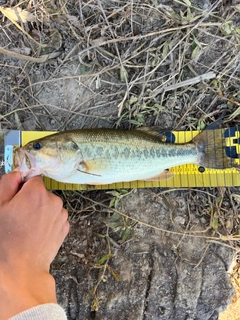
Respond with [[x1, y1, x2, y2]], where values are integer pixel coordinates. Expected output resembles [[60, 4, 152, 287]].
[[143, 170, 174, 181], [78, 158, 110, 176]]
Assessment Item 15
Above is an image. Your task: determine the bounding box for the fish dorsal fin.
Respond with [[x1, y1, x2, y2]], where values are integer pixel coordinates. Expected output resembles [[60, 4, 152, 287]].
[[78, 158, 110, 175], [136, 127, 168, 142]]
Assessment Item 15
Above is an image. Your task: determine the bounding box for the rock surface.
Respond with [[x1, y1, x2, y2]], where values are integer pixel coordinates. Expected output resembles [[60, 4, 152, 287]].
[[52, 189, 235, 319]]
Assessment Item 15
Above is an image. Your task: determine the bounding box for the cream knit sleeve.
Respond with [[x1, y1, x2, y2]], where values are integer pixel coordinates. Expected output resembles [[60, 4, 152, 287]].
[[9, 304, 67, 320]]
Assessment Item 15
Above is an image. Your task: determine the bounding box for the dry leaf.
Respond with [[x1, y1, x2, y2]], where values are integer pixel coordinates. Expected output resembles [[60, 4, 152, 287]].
[[0, 6, 44, 47], [11, 47, 31, 55], [65, 14, 79, 27], [91, 37, 107, 47], [0, 6, 36, 23]]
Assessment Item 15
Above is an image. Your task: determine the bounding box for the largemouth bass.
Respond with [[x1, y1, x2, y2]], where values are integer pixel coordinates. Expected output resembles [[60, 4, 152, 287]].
[[14, 127, 236, 185]]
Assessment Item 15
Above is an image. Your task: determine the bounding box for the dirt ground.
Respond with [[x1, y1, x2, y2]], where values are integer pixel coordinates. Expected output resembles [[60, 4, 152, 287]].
[[1, 0, 240, 319]]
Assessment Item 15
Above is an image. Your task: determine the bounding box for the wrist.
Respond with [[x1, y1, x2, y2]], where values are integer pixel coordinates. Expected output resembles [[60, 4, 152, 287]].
[[0, 269, 57, 319]]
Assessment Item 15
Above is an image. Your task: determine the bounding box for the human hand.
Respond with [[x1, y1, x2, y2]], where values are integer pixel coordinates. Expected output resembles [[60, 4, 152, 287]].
[[0, 172, 69, 319]]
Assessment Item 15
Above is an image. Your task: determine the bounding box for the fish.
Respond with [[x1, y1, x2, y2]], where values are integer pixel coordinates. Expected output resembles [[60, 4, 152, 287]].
[[14, 127, 237, 185]]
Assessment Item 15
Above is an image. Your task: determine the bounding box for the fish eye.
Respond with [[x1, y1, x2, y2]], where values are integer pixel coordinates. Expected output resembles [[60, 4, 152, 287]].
[[33, 142, 42, 150]]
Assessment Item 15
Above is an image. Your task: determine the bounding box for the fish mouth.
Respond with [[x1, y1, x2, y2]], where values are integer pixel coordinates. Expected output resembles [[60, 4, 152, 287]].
[[14, 148, 31, 169], [14, 148, 37, 180], [25, 154, 31, 169]]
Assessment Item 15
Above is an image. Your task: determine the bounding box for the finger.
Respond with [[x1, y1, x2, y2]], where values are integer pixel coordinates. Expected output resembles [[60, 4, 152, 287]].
[[54, 208, 70, 241], [0, 172, 22, 206], [54, 207, 69, 230], [61, 208, 69, 231], [22, 175, 45, 189], [63, 220, 70, 237], [20, 175, 46, 197], [44, 210, 69, 267], [61, 209, 70, 239], [14, 175, 48, 205]]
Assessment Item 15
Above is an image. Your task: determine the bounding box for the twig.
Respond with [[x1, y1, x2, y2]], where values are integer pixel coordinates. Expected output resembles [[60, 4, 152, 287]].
[[77, 23, 223, 57], [162, 72, 216, 92], [0, 47, 61, 63]]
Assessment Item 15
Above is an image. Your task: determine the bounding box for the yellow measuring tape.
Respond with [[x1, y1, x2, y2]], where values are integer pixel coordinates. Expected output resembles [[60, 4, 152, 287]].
[[20, 127, 240, 190]]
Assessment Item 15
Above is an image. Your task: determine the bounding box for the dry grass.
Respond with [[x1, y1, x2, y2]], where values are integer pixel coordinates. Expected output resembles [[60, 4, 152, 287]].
[[1, 0, 240, 314], [1, 0, 240, 129]]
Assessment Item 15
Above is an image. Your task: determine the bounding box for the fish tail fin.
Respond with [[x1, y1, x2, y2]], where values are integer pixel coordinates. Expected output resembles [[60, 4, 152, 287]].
[[193, 129, 237, 169]]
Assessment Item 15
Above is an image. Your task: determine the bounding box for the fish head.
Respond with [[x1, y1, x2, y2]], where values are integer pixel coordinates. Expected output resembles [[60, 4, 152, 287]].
[[14, 135, 82, 181]]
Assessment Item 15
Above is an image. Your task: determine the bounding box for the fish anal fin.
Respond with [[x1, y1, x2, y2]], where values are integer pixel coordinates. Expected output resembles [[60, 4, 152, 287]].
[[79, 158, 109, 173], [86, 182, 105, 185], [143, 170, 174, 181]]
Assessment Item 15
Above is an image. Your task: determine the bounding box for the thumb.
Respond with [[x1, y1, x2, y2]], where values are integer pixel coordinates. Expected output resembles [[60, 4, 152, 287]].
[[0, 172, 22, 206]]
